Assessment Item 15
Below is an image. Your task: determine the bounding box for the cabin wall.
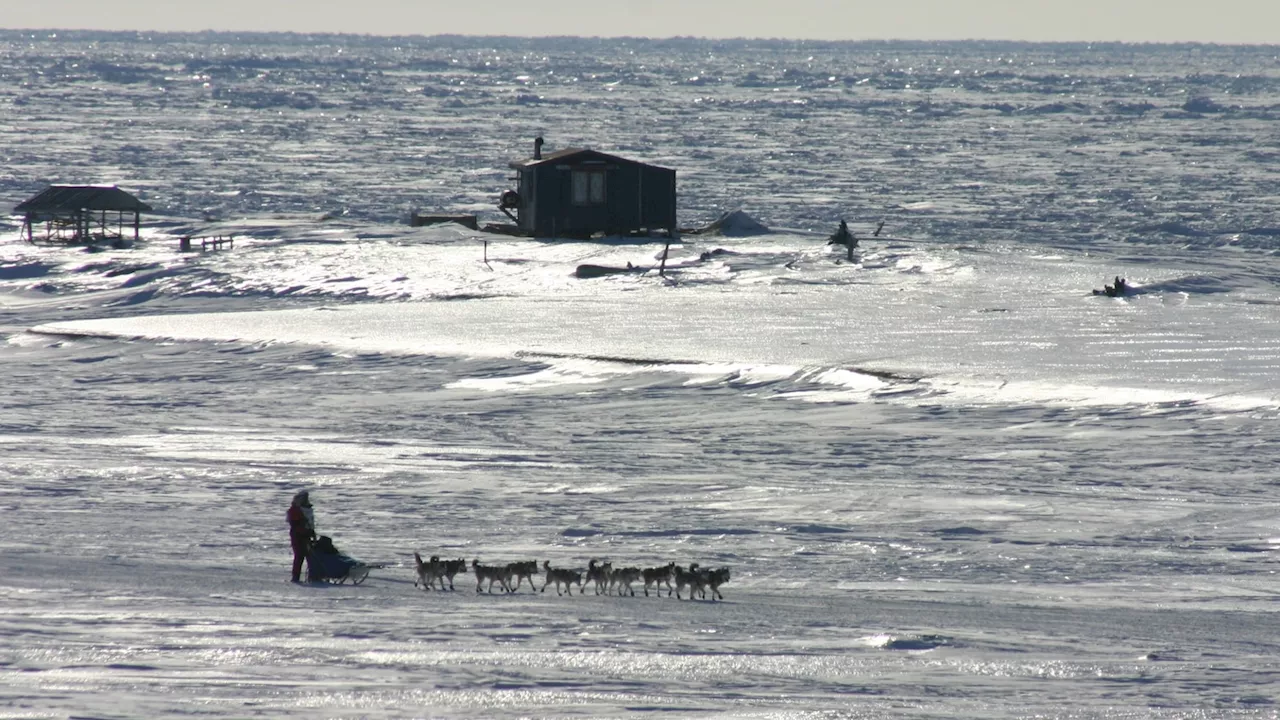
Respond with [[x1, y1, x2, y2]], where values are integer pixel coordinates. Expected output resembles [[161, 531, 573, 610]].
[[530, 165, 562, 236], [516, 169, 536, 233], [521, 159, 676, 238], [639, 166, 677, 233]]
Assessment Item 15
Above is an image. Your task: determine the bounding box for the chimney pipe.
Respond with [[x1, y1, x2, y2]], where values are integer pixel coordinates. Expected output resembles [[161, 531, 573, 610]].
[[534, 136, 544, 160]]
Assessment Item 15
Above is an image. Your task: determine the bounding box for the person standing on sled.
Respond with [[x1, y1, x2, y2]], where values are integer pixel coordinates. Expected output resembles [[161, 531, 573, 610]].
[[287, 490, 316, 582]]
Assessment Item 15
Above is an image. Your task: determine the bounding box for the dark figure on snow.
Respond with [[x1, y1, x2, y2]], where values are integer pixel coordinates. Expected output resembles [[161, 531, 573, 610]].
[[287, 490, 316, 582], [828, 219, 858, 261], [1097, 276, 1128, 297]]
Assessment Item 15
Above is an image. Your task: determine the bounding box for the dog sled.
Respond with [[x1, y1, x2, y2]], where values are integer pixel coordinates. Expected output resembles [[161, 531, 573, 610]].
[[1093, 276, 1131, 298], [308, 535, 376, 585]]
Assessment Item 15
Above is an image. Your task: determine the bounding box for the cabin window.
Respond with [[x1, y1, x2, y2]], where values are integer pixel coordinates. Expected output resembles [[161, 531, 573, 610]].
[[572, 170, 606, 206]]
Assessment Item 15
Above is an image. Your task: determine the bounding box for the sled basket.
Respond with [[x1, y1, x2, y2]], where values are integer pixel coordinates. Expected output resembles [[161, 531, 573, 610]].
[[307, 536, 372, 585]]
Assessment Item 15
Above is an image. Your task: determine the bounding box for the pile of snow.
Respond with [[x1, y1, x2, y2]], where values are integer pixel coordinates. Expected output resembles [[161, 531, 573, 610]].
[[693, 210, 770, 237]]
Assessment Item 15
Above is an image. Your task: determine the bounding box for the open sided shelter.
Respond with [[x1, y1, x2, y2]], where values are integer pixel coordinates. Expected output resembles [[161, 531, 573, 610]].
[[15, 185, 153, 245], [500, 139, 676, 239]]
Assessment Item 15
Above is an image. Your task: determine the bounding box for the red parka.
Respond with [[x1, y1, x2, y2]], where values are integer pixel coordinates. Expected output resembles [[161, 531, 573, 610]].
[[287, 504, 314, 547]]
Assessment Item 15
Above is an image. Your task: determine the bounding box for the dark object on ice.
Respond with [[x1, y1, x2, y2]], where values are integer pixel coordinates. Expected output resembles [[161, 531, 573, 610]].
[[479, 222, 526, 237], [410, 212, 478, 230], [1094, 276, 1129, 297], [575, 241, 714, 279], [1183, 96, 1228, 114], [178, 234, 235, 252], [15, 184, 152, 245], [307, 535, 373, 585], [828, 219, 858, 261], [828, 219, 856, 246], [499, 138, 677, 239], [575, 263, 644, 279]]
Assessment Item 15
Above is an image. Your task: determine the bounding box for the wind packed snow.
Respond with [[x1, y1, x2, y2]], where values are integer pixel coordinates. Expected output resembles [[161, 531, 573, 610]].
[[3, 31, 1280, 718]]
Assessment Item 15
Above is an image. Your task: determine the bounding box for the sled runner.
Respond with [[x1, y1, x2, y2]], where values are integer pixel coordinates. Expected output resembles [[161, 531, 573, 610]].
[[307, 535, 375, 585]]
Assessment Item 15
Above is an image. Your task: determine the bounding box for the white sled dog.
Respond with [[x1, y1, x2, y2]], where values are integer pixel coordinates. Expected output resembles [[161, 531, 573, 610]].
[[471, 559, 511, 593], [541, 561, 582, 596]]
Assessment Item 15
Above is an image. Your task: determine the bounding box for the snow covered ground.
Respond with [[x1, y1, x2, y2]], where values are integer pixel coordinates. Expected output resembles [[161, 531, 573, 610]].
[[3, 32, 1280, 718]]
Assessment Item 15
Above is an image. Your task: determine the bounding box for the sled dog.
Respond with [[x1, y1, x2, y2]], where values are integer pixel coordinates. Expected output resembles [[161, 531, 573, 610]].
[[439, 557, 467, 591], [472, 559, 511, 593], [608, 566, 642, 597], [413, 552, 445, 590], [504, 560, 539, 593], [704, 566, 731, 601], [541, 561, 582, 596], [641, 562, 675, 597], [673, 563, 707, 600], [586, 559, 613, 595]]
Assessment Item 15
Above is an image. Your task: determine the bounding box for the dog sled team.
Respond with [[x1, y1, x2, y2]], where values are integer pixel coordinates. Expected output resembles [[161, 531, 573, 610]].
[[287, 490, 730, 599], [414, 553, 732, 601]]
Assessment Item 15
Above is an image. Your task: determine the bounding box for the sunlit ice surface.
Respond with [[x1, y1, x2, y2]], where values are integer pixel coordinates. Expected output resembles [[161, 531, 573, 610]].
[[4, 33, 1280, 719], [12, 229, 1280, 718], [35, 232, 1280, 412]]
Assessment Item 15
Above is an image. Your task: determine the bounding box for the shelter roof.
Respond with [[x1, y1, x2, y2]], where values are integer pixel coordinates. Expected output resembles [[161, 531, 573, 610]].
[[509, 148, 671, 171], [15, 185, 153, 214]]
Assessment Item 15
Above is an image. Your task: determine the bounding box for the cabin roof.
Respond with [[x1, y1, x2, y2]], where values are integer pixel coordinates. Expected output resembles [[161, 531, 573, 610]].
[[508, 148, 671, 171], [14, 185, 153, 214]]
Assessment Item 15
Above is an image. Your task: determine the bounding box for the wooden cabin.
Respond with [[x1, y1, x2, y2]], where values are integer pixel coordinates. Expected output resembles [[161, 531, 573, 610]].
[[15, 185, 152, 245], [499, 138, 676, 239]]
